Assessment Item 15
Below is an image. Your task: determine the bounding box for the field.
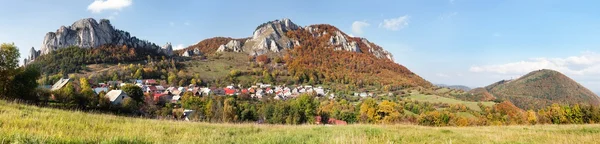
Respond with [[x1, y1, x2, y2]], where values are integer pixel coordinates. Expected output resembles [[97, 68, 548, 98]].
[[406, 94, 496, 111], [1, 101, 600, 143]]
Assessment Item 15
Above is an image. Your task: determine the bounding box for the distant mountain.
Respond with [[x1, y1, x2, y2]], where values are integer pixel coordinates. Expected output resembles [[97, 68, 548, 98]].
[[485, 69, 600, 110], [176, 18, 430, 88], [435, 84, 471, 91]]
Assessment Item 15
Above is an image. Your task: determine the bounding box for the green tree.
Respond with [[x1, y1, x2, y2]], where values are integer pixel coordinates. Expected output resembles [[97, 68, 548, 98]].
[[0, 43, 20, 98], [121, 84, 144, 103], [168, 72, 177, 86], [133, 69, 143, 79]]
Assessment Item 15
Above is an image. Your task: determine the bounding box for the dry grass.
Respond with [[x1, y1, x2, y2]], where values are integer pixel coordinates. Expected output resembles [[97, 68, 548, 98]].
[[1, 100, 599, 143]]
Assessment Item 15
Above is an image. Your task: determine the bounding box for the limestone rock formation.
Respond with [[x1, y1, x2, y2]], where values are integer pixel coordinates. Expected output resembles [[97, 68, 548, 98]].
[[217, 40, 243, 52], [40, 18, 172, 56], [23, 47, 41, 65], [243, 18, 300, 55]]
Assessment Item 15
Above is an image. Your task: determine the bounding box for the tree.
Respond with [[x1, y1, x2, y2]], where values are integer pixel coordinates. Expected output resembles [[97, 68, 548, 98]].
[[79, 78, 97, 108], [376, 100, 402, 124], [7, 65, 41, 101], [527, 110, 538, 125], [0, 43, 20, 98], [168, 72, 177, 86], [223, 97, 238, 122], [133, 69, 143, 79], [359, 98, 377, 123], [121, 84, 144, 103]]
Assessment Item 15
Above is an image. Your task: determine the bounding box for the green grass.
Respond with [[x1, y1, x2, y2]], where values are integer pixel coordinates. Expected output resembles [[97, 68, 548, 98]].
[[182, 52, 255, 80], [406, 94, 495, 111], [1, 100, 600, 143]]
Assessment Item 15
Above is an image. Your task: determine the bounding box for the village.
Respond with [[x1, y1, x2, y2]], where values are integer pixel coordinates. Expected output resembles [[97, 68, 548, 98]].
[[49, 78, 332, 106]]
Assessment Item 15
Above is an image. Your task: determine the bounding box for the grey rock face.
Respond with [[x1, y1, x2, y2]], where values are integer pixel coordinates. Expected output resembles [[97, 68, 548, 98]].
[[244, 18, 300, 54], [329, 31, 360, 52], [217, 40, 243, 52], [360, 38, 394, 61], [40, 18, 171, 56], [24, 47, 41, 65]]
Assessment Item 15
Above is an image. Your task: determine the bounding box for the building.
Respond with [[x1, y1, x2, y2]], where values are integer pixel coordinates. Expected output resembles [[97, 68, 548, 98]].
[[105, 90, 128, 105], [51, 78, 70, 91]]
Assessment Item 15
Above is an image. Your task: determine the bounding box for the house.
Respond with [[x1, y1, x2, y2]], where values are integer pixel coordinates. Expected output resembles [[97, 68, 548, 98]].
[[51, 78, 70, 91], [200, 88, 211, 96], [172, 96, 181, 103], [212, 88, 225, 96], [155, 86, 166, 93], [248, 88, 256, 94], [94, 87, 109, 95], [359, 92, 368, 97], [146, 86, 157, 93], [153, 93, 172, 103], [315, 116, 347, 125], [136, 80, 143, 84], [105, 90, 128, 105], [171, 90, 183, 96], [224, 88, 236, 95], [145, 79, 157, 85], [183, 109, 194, 121], [314, 88, 326, 96]]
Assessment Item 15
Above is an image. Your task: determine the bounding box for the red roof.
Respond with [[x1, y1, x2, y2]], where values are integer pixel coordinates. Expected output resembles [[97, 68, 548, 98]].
[[241, 89, 249, 94], [224, 88, 236, 95], [148, 86, 157, 91], [153, 93, 167, 102], [146, 79, 157, 84]]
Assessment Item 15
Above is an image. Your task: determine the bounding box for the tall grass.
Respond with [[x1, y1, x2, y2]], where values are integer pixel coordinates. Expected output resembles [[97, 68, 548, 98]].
[[1, 100, 599, 143]]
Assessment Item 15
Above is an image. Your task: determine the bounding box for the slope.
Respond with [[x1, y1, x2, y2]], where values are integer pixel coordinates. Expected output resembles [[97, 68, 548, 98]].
[[486, 69, 600, 110]]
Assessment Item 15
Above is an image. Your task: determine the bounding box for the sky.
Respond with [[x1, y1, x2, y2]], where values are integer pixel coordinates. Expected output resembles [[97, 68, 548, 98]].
[[0, 0, 599, 93]]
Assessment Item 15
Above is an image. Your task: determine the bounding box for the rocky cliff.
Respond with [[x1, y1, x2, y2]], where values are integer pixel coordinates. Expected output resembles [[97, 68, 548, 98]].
[[39, 18, 172, 57], [180, 18, 394, 61]]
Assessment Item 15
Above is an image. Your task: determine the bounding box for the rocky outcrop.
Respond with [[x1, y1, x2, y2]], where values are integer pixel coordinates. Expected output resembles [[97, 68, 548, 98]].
[[40, 18, 172, 56], [329, 31, 360, 52], [243, 18, 300, 55], [23, 47, 41, 65], [217, 40, 243, 52], [360, 38, 394, 61], [161, 43, 174, 56], [181, 48, 202, 57]]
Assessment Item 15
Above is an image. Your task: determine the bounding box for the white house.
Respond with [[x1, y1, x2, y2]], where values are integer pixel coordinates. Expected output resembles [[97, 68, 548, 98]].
[[105, 90, 128, 105]]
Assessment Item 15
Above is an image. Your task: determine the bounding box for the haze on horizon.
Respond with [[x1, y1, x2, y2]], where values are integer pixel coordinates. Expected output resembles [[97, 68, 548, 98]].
[[0, 0, 598, 92]]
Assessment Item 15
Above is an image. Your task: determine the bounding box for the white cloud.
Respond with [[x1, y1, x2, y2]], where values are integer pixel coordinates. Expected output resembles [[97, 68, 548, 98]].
[[379, 15, 410, 31], [351, 21, 370, 36], [470, 51, 600, 76], [88, 0, 133, 13], [173, 44, 186, 50]]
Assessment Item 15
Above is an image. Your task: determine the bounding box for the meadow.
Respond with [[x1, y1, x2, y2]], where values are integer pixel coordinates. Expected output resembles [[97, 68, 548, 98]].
[[1, 100, 600, 143]]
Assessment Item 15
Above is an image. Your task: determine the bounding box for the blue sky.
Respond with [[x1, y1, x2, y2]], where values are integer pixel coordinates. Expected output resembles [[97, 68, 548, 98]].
[[1, 0, 599, 92]]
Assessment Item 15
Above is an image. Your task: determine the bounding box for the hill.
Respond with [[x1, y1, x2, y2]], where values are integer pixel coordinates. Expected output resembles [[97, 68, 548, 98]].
[[485, 69, 600, 110], [26, 18, 171, 74], [435, 84, 471, 91], [176, 19, 430, 88], [2, 101, 599, 143]]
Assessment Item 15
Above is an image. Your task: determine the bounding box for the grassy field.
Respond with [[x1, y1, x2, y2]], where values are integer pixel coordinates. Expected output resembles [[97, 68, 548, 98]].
[[406, 94, 496, 111], [1, 101, 600, 143]]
